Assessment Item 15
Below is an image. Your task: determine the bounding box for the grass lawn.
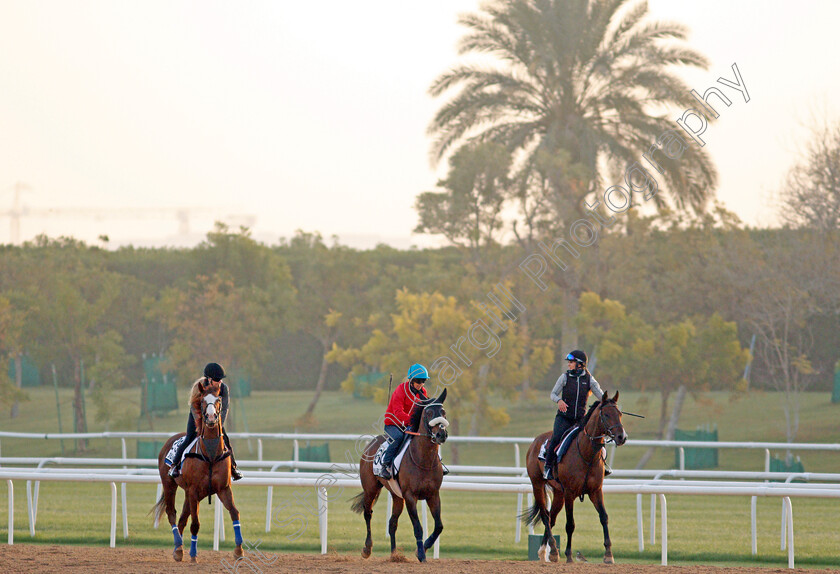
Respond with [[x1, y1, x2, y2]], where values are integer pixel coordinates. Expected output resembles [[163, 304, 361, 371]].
[[1, 387, 839, 567]]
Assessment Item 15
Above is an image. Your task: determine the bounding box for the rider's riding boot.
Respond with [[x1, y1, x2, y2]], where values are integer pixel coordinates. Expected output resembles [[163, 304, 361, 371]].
[[223, 432, 243, 480], [380, 465, 392, 480], [543, 459, 554, 480], [229, 449, 243, 481], [604, 463, 612, 477], [442, 464, 450, 476]]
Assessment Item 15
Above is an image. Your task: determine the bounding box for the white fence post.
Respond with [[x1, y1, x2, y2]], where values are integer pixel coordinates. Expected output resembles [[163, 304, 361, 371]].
[[109, 482, 117, 548], [636, 493, 644, 551], [318, 486, 328, 554], [6, 479, 13, 545], [514, 443, 522, 544], [783, 496, 794, 569], [658, 493, 667, 565], [751, 496, 757, 555], [121, 438, 128, 539]]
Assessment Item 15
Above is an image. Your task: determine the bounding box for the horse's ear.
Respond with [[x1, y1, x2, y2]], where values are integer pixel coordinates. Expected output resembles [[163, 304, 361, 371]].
[[438, 388, 447, 404], [613, 390, 619, 403]]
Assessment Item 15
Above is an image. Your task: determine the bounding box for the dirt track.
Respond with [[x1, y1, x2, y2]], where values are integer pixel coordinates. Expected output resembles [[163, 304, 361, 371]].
[[0, 545, 829, 574]]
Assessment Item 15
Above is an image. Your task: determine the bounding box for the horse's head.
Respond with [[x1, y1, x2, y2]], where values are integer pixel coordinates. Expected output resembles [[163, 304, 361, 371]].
[[420, 388, 449, 445], [201, 389, 222, 428], [598, 391, 627, 446]]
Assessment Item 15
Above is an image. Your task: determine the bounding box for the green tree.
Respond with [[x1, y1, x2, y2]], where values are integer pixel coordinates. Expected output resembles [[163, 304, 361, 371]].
[[278, 231, 379, 424], [415, 142, 511, 259], [328, 289, 554, 461], [0, 294, 27, 412], [10, 237, 134, 447]]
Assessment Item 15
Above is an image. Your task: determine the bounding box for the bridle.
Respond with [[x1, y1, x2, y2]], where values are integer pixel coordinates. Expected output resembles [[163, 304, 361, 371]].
[[583, 401, 623, 445], [404, 402, 449, 445]]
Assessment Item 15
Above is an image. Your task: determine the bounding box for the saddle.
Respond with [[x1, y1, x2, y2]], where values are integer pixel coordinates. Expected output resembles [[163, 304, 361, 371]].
[[372, 435, 411, 478], [538, 425, 582, 463]]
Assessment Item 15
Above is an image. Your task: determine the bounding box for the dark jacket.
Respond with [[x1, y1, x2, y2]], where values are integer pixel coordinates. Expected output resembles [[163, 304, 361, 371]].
[[550, 369, 604, 421]]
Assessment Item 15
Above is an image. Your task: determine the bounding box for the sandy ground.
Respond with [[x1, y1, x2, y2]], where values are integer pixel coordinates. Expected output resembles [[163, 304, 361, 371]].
[[0, 545, 829, 574]]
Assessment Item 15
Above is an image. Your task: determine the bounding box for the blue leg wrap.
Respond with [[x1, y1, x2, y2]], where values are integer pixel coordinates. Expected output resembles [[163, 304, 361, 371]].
[[232, 520, 243, 546], [172, 525, 183, 547], [190, 535, 197, 557]]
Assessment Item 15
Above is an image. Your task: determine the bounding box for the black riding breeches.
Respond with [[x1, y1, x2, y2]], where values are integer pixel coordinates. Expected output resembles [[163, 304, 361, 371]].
[[546, 412, 576, 463]]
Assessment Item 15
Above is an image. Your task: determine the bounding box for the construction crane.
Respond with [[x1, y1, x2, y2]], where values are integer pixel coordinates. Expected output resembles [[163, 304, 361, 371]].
[[1, 182, 255, 245]]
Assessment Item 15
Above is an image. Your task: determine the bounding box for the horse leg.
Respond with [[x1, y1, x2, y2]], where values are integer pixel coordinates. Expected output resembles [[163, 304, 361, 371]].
[[589, 489, 613, 563], [423, 492, 443, 551], [548, 488, 564, 562], [188, 493, 200, 562], [361, 485, 382, 559], [530, 485, 555, 562], [217, 487, 243, 559], [403, 495, 426, 562], [388, 495, 405, 556], [173, 498, 190, 561], [564, 494, 576, 563], [164, 483, 182, 558]]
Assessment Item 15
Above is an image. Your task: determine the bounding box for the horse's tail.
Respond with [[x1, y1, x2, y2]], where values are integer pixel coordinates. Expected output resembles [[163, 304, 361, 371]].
[[519, 502, 543, 527], [149, 491, 166, 522], [349, 492, 366, 514]]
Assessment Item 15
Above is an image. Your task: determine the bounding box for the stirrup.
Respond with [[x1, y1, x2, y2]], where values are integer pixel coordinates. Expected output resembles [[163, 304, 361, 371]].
[[543, 464, 553, 480], [380, 466, 392, 480], [169, 465, 181, 478], [604, 465, 612, 477]]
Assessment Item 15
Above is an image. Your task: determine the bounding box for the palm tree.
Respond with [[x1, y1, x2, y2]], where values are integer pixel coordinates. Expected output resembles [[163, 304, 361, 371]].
[[428, 0, 718, 220]]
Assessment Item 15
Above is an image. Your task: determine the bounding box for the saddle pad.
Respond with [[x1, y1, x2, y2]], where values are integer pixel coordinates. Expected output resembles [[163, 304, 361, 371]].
[[164, 436, 198, 467], [538, 426, 582, 463], [372, 436, 411, 477]]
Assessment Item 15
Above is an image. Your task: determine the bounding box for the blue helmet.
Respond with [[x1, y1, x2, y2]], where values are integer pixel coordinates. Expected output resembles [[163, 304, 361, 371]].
[[407, 363, 429, 380]]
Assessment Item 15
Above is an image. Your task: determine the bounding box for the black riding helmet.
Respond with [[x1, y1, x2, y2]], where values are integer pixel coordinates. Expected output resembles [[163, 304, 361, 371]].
[[203, 362, 227, 381], [566, 350, 587, 366]]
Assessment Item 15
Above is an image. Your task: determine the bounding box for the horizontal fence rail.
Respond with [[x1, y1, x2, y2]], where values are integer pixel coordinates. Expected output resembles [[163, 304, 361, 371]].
[[2, 466, 840, 567]]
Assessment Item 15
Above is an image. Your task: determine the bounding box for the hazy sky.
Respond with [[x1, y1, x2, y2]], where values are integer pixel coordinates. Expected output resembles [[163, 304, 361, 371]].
[[1, 1, 839, 248]]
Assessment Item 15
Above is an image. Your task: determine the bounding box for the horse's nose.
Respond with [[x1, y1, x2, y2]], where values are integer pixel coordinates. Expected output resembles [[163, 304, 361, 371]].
[[616, 431, 627, 446]]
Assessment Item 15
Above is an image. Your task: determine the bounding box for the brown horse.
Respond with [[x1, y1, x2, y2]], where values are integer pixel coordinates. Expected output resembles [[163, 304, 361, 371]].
[[151, 387, 243, 562], [522, 391, 627, 564], [350, 388, 449, 562]]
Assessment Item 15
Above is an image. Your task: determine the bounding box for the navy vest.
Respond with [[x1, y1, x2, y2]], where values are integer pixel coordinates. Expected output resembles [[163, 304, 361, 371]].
[[560, 370, 591, 421]]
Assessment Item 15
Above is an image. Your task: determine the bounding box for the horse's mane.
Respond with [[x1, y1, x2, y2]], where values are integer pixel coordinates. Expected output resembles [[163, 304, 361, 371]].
[[408, 398, 426, 432], [580, 400, 600, 428], [581, 393, 616, 428]]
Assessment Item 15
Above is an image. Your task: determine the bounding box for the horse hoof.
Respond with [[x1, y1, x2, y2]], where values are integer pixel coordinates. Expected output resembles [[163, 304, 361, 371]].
[[361, 547, 371, 559], [549, 551, 559, 563], [566, 556, 574, 564], [190, 555, 197, 563], [173, 546, 183, 562], [233, 545, 243, 559], [537, 546, 546, 562], [604, 554, 615, 564]]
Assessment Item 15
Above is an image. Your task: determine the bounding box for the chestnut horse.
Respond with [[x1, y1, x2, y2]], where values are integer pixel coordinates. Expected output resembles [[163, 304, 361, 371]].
[[522, 391, 627, 563], [350, 388, 449, 562], [151, 387, 243, 562]]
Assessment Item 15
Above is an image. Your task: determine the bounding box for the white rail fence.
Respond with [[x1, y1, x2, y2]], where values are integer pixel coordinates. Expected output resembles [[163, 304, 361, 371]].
[[1, 432, 838, 568], [1, 468, 839, 568]]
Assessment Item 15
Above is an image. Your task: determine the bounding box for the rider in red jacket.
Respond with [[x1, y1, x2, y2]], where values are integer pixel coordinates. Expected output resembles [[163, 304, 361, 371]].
[[379, 364, 429, 479]]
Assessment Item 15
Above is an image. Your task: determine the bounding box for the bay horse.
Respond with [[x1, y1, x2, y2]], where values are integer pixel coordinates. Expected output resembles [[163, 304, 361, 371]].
[[151, 384, 243, 562], [522, 390, 627, 563], [350, 388, 449, 562]]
